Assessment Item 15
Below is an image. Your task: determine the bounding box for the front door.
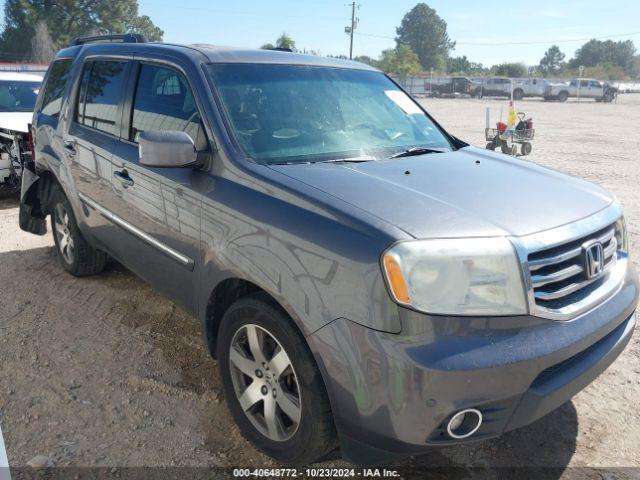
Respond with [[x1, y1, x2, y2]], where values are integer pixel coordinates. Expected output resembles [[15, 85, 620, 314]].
[[106, 61, 211, 313]]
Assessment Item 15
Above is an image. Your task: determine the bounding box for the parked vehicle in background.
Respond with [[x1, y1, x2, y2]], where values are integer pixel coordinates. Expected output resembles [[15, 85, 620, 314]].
[[471, 77, 512, 98], [425, 76, 472, 97], [20, 35, 638, 465], [512, 78, 547, 99], [544, 78, 618, 102], [0, 72, 42, 196]]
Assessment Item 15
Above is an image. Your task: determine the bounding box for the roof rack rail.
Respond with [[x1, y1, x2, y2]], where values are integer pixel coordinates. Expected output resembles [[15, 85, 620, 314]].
[[69, 33, 148, 47]]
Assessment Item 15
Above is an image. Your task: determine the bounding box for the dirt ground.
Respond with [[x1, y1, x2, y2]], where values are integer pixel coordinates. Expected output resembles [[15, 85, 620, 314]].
[[1, 94, 639, 477]]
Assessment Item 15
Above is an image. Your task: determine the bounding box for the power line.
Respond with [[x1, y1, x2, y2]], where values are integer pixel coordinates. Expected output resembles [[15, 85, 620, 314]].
[[355, 30, 640, 46]]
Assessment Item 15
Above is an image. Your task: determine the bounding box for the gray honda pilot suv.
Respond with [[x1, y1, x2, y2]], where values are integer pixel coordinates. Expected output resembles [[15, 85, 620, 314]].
[[20, 34, 638, 464]]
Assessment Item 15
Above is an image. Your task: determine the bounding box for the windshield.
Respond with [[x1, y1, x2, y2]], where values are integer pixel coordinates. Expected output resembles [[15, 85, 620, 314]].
[[208, 64, 452, 164], [0, 80, 41, 112]]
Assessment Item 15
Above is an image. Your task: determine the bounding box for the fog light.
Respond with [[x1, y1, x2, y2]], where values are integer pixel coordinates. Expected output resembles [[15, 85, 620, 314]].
[[446, 409, 483, 439]]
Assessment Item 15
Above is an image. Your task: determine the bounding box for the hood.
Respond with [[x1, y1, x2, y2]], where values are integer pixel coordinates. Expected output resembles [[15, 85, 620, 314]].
[[0, 112, 33, 134], [269, 146, 612, 239]]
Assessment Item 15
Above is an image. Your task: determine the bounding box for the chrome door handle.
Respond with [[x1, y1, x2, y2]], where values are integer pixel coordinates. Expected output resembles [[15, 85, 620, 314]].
[[113, 170, 134, 188]]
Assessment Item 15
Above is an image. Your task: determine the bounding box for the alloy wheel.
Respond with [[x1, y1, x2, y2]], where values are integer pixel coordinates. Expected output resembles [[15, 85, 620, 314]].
[[229, 323, 302, 442], [54, 203, 75, 265]]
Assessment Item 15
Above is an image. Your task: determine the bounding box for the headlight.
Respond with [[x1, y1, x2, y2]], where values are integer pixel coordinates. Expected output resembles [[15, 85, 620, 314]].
[[382, 238, 528, 316], [615, 217, 628, 253]]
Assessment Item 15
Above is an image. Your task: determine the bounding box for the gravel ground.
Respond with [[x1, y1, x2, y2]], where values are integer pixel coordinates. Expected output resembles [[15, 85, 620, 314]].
[[0, 94, 639, 477]]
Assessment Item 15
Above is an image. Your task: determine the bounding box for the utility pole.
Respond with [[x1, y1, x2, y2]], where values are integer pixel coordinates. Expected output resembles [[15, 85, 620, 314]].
[[345, 2, 359, 59]]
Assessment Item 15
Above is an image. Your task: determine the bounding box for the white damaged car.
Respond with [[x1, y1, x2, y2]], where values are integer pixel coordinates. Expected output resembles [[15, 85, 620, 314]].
[[0, 71, 42, 196]]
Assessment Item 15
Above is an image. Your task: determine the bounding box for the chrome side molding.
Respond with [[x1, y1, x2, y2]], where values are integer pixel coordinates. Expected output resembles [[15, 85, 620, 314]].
[[78, 192, 195, 270]]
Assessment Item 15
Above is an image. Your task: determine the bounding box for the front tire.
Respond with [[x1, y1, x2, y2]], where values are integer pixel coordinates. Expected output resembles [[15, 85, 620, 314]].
[[557, 91, 569, 102], [218, 294, 337, 464], [50, 187, 106, 276]]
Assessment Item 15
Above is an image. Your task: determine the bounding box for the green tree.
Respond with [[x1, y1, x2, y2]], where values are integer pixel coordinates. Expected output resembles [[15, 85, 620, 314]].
[[491, 62, 528, 77], [262, 33, 296, 51], [569, 39, 636, 74], [395, 3, 455, 71], [0, 0, 163, 60], [446, 55, 484, 74], [538, 45, 565, 76], [353, 55, 378, 68], [377, 45, 422, 76]]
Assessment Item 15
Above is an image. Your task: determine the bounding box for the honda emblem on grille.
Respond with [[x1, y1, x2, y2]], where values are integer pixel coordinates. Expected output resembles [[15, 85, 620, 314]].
[[583, 241, 604, 279]]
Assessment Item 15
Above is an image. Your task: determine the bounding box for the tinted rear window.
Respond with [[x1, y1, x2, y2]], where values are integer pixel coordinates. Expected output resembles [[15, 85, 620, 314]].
[[38, 58, 73, 117], [76, 60, 128, 136]]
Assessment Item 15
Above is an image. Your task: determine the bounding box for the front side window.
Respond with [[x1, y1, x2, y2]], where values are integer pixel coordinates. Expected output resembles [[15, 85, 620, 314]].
[[38, 58, 72, 117], [76, 60, 128, 136], [130, 64, 207, 150], [0, 80, 41, 112], [208, 64, 452, 164]]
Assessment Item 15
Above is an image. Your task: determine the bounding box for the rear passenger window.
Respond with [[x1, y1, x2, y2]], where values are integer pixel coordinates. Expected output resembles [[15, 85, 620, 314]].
[[130, 64, 207, 150], [38, 58, 73, 117], [76, 60, 128, 136]]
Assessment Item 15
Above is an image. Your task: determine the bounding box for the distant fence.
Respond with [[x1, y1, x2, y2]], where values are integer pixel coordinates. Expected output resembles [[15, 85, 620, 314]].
[[0, 62, 49, 73]]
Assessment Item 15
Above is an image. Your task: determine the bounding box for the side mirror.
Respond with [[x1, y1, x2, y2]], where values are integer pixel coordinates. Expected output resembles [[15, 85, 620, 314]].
[[138, 130, 198, 168]]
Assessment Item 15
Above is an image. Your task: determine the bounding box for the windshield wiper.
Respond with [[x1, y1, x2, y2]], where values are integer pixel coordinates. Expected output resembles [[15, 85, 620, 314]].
[[269, 157, 373, 166], [317, 157, 375, 164], [389, 147, 447, 159]]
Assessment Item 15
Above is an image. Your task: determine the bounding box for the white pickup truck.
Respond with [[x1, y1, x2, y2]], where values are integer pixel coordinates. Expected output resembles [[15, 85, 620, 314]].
[[0, 72, 42, 196], [543, 78, 618, 102]]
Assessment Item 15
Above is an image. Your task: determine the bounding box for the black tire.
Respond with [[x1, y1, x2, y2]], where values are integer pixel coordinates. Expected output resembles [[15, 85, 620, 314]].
[[218, 293, 337, 464], [501, 142, 511, 154], [521, 142, 532, 155], [50, 187, 106, 276], [485, 142, 496, 151], [474, 87, 483, 99], [513, 88, 524, 100], [557, 91, 569, 102]]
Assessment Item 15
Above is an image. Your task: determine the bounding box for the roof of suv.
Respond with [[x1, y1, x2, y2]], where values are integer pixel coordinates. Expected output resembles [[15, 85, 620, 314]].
[[57, 41, 378, 72]]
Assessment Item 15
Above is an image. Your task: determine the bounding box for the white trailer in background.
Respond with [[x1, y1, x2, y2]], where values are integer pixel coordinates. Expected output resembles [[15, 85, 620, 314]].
[[0, 72, 42, 196]]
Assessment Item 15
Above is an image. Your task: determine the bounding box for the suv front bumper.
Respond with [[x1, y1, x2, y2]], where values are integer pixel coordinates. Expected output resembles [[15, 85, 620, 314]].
[[307, 262, 638, 460]]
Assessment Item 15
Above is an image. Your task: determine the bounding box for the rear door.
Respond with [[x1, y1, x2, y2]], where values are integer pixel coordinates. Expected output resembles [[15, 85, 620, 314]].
[[105, 60, 210, 312], [66, 58, 131, 238]]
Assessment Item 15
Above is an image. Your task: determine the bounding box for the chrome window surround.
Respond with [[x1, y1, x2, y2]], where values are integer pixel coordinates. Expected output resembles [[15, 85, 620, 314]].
[[510, 202, 626, 321]]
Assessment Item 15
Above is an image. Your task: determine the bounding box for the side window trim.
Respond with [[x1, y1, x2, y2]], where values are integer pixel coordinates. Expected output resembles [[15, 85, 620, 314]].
[[76, 60, 93, 126], [71, 56, 132, 139]]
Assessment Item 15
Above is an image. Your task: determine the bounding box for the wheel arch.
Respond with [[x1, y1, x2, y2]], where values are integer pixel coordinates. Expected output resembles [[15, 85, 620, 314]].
[[204, 277, 303, 359]]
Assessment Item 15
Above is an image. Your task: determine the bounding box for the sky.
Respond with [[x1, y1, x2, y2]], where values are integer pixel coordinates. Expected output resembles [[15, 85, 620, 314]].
[[137, 0, 640, 67]]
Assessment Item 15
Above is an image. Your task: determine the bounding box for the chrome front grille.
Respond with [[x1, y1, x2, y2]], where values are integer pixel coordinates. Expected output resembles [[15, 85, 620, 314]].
[[528, 225, 617, 310], [514, 204, 626, 321]]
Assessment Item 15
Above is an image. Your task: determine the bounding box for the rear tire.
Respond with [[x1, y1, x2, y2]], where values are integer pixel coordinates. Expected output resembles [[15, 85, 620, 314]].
[[50, 187, 106, 276], [217, 294, 337, 464], [557, 91, 569, 102], [513, 88, 524, 100]]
